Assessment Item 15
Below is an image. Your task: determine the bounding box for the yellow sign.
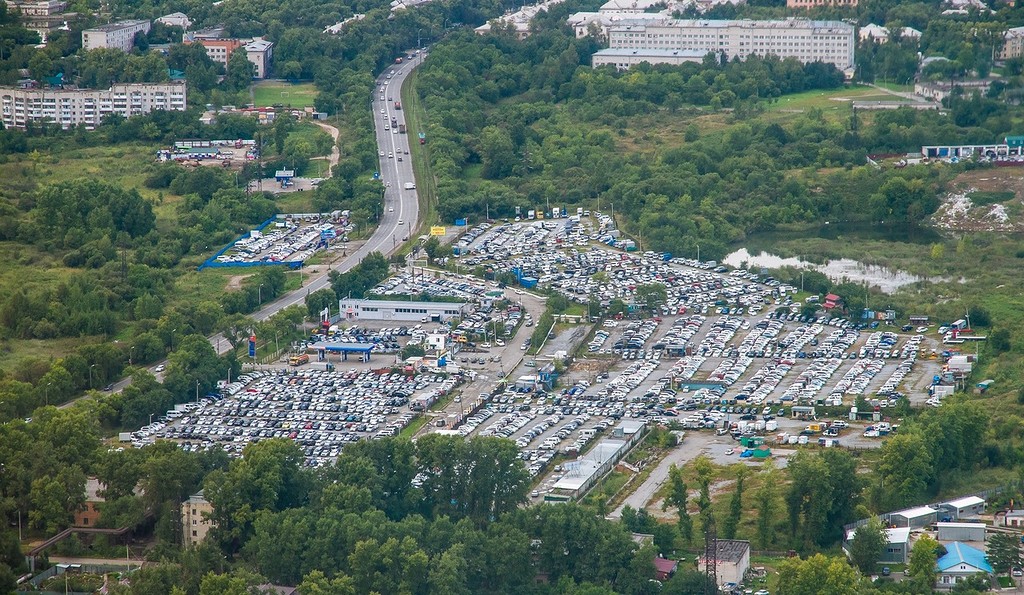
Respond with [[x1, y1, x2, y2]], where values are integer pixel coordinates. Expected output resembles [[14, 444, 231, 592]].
[[430, 226, 446, 236]]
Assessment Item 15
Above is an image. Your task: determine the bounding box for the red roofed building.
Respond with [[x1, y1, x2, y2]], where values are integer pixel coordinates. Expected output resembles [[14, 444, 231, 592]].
[[823, 293, 844, 311], [653, 557, 678, 581]]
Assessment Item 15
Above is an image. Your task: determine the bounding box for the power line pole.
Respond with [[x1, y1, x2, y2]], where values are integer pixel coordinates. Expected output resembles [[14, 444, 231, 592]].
[[704, 521, 718, 595]]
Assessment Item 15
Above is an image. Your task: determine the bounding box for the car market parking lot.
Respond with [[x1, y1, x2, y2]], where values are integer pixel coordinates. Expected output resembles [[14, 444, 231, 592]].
[[135, 368, 460, 466]]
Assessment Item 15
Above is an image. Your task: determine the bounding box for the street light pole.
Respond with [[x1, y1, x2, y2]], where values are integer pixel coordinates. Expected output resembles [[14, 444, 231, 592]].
[[89, 364, 96, 389], [195, 380, 200, 404], [258, 284, 264, 305]]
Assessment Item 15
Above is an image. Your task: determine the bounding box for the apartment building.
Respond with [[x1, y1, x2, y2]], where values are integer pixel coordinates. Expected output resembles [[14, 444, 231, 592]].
[[82, 19, 151, 52], [183, 30, 273, 78], [4, 0, 71, 44], [244, 38, 274, 79], [0, 82, 186, 130], [1000, 26, 1024, 60], [182, 490, 216, 547], [605, 18, 855, 71]]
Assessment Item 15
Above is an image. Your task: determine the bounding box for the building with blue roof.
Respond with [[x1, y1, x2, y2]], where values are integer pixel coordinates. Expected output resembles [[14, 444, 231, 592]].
[[935, 542, 992, 588]]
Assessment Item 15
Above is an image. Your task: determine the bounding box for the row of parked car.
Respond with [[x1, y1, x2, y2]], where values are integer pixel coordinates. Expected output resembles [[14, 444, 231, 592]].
[[150, 369, 457, 466]]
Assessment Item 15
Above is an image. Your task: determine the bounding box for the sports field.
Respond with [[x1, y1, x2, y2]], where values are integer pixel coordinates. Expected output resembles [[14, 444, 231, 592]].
[[251, 81, 319, 108]]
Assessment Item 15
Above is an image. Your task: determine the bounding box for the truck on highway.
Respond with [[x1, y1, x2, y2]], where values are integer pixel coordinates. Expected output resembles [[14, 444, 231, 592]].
[[404, 182, 416, 190], [395, 57, 403, 64], [398, 124, 406, 133], [394, 101, 402, 110], [418, 132, 426, 145]]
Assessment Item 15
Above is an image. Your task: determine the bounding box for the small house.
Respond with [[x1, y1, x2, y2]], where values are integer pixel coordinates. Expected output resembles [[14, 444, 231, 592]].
[[1003, 509, 1024, 528], [936, 542, 992, 587], [939, 496, 986, 520], [698, 540, 750, 586], [653, 557, 678, 581], [822, 293, 844, 311], [936, 522, 986, 543], [890, 506, 938, 529]]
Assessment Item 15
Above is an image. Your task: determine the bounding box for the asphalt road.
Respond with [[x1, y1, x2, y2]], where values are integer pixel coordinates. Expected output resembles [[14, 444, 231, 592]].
[[83, 56, 425, 404]]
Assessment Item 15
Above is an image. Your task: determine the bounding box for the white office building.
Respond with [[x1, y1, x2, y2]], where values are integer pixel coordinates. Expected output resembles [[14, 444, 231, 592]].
[[337, 298, 471, 323], [82, 19, 151, 52], [604, 18, 855, 71], [0, 82, 186, 130]]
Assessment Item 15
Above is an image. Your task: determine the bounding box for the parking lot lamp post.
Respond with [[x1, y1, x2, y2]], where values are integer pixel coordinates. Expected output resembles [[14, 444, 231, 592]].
[[800, 272, 805, 293], [195, 380, 200, 404], [696, 244, 699, 263], [149, 413, 154, 425], [258, 284, 264, 305]]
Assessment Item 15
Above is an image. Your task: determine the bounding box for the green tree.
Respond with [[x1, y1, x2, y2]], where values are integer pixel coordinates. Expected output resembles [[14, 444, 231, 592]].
[[224, 50, 255, 92], [907, 535, 941, 590], [776, 554, 860, 595], [986, 532, 1021, 575], [297, 570, 356, 595], [663, 464, 693, 543], [849, 518, 887, 574], [876, 432, 932, 510], [305, 288, 337, 322], [721, 467, 746, 540], [755, 466, 778, 549], [635, 284, 668, 312]]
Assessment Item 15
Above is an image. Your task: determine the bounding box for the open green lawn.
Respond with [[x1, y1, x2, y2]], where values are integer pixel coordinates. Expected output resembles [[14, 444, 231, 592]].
[[765, 85, 896, 115], [251, 81, 319, 108]]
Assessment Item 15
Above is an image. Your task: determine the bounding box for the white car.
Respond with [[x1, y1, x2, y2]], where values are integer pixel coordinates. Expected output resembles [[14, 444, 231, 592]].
[[388, 152, 393, 158], [388, 206, 394, 212], [379, 150, 384, 156], [380, 108, 385, 114], [398, 219, 404, 225], [154, 364, 165, 373]]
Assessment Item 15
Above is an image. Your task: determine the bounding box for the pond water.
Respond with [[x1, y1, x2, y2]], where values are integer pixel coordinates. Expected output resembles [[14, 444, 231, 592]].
[[722, 248, 930, 293], [722, 222, 947, 293]]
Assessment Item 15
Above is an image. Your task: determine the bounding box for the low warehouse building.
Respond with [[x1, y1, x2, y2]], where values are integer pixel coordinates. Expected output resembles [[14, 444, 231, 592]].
[[936, 522, 986, 543], [337, 298, 470, 323], [939, 496, 986, 520], [890, 506, 938, 529]]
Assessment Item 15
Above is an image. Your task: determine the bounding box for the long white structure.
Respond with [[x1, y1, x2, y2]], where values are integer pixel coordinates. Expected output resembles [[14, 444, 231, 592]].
[[82, 19, 151, 52], [604, 18, 855, 71], [0, 82, 186, 130], [337, 298, 470, 323]]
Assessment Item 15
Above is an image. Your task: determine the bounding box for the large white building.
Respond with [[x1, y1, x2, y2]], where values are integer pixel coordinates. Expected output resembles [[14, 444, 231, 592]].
[[604, 18, 855, 71], [82, 19, 151, 52], [337, 298, 470, 323], [593, 47, 707, 69], [0, 82, 186, 130]]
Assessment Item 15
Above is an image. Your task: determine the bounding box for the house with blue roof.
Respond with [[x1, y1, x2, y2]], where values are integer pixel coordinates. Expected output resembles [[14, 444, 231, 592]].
[[935, 541, 992, 588]]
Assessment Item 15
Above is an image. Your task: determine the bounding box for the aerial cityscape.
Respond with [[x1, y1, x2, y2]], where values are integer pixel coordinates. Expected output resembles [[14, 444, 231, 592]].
[[0, 0, 1023, 592]]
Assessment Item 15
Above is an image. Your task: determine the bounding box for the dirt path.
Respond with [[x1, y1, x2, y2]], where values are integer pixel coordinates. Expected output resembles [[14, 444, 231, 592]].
[[313, 121, 341, 177]]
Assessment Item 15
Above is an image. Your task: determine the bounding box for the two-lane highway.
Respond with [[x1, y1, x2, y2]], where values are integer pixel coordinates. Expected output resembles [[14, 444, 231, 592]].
[[89, 54, 427, 401]]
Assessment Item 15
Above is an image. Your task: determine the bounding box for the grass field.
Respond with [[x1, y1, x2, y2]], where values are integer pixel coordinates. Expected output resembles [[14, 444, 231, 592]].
[[251, 81, 319, 108]]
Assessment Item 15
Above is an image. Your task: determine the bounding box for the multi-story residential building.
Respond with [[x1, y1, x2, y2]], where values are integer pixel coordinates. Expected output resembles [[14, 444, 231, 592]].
[[182, 30, 273, 78], [1000, 26, 1024, 60], [787, 0, 856, 8], [196, 38, 244, 66], [0, 81, 186, 130], [82, 19, 151, 52], [4, 0, 71, 43], [604, 18, 855, 71], [244, 38, 274, 79], [182, 490, 216, 547]]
